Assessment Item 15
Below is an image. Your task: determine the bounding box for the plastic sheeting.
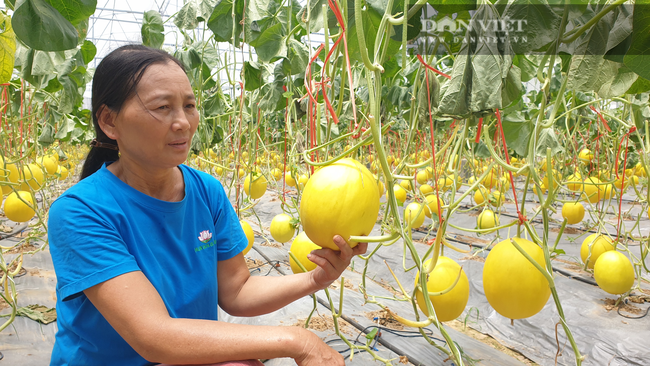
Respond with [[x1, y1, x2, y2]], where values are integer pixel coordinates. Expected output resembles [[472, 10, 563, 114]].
[[0, 235, 57, 366], [243, 244, 526, 366], [358, 187, 650, 366], [2, 183, 649, 365], [244, 187, 650, 366]]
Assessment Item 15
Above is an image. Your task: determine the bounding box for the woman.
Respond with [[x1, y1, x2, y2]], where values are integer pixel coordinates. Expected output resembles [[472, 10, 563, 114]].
[[48, 45, 367, 366]]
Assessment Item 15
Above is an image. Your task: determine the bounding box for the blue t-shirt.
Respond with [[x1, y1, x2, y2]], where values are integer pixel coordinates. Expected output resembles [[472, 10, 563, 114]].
[[48, 163, 249, 366]]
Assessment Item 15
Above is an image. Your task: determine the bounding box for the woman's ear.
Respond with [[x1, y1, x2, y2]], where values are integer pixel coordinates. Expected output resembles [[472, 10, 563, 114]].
[[97, 105, 118, 140]]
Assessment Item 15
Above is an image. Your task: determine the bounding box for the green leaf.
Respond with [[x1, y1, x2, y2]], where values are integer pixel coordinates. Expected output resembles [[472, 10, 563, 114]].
[[17, 48, 41, 86], [245, 0, 281, 41], [54, 114, 76, 139], [319, 115, 339, 136], [501, 111, 531, 156], [247, 0, 301, 61], [288, 39, 308, 75], [386, 85, 410, 109], [605, 4, 633, 52], [625, 76, 650, 94], [428, 0, 477, 14], [12, 0, 78, 51], [561, 0, 590, 23], [4, 0, 16, 10], [630, 94, 650, 131], [324, 0, 384, 65], [536, 127, 563, 157], [623, 0, 650, 80], [199, 44, 221, 69], [175, 47, 202, 70], [297, 0, 326, 32], [75, 17, 88, 41], [565, 5, 621, 92], [346, 6, 383, 65], [141, 10, 164, 49], [390, 0, 422, 42], [67, 65, 86, 87], [513, 55, 537, 82], [552, 248, 566, 256], [198, 62, 216, 90], [249, 22, 287, 62], [501, 64, 523, 107], [604, 32, 632, 64], [566, 56, 613, 92], [438, 2, 512, 119], [58, 75, 81, 114], [597, 65, 638, 98], [273, 59, 290, 80], [44, 106, 62, 127], [31, 50, 54, 75], [43, 74, 62, 93], [243, 61, 263, 91], [334, 101, 352, 125], [564, 4, 637, 91], [174, 0, 218, 30], [207, 0, 244, 46], [203, 91, 226, 117], [382, 55, 399, 80], [44, 0, 96, 26], [365, 0, 388, 15], [209, 124, 224, 145], [38, 123, 55, 144], [417, 69, 440, 125], [390, 9, 421, 42], [258, 81, 284, 112], [473, 141, 491, 158], [69, 126, 86, 142], [56, 51, 77, 75], [0, 13, 16, 84], [503, 0, 561, 54], [79, 39, 96, 64]]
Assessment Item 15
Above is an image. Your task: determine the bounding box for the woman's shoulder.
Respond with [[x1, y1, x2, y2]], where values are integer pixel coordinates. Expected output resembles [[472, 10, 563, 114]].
[[48, 168, 125, 231], [54, 166, 115, 205], [180, 164, 226, 192]]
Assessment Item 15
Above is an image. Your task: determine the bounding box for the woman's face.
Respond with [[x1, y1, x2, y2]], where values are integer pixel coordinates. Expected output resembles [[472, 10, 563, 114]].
[[108, 61, 199, 170]]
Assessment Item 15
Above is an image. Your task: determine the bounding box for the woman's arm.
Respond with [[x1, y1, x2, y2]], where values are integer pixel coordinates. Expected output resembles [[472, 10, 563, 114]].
[[84, 270, 343, 365], [218, 235, 367, 317]]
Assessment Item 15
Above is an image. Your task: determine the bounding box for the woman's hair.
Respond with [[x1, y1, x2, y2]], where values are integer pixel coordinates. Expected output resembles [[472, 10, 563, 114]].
[[80, 45, 186, 180]]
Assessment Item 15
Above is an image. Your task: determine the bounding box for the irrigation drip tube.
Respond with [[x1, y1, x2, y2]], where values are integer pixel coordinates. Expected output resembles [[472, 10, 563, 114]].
[[251, 230, 624, 364], [252, 245, 288, 276], [315, 296, 430, 366], [439, 232, 600, 287], [452, 185, 643, 206], [0, 223, 30, 241], [244, 189, 648, 364], [516, 188, 642, 204], [251, 244, 434, 364], [456, 202, 648, 243]]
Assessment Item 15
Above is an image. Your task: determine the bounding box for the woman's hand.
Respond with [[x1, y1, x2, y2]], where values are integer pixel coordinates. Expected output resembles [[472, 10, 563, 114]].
[[307, 235, 368, 289], [294, 328, 345, 366]]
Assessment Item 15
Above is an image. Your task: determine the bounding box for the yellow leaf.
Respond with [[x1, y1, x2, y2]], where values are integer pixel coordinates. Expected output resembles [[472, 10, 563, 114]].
[[0, 12, 16, 84]]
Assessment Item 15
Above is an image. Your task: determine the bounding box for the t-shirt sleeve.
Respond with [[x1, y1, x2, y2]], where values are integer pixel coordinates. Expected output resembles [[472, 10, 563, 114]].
[[209, 179, 249, 261], [48, 196, 141, 301]]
